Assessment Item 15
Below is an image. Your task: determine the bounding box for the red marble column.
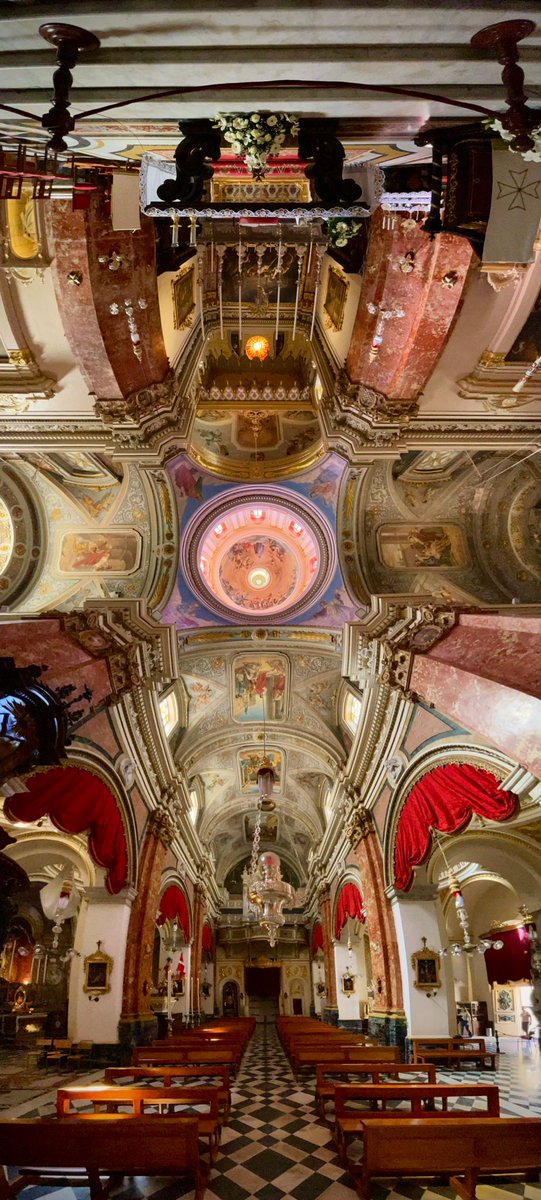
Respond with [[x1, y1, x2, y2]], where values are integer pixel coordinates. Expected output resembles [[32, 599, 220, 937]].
[[190, 882, 206, 1022], [120, 808, 174, 1047], [318, 884, 338, 1012], [350, 818, 403, 1015]]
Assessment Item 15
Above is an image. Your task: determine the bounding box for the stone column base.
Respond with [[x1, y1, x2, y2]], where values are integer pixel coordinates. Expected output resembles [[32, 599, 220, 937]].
[[322, 1006, 339, 1025], [368, 1012, 408, 1051]]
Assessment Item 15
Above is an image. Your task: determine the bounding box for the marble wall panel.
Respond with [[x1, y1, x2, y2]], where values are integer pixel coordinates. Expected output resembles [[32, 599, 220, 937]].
[[426, 615, 541, 700], [403, 705, 457, 756]]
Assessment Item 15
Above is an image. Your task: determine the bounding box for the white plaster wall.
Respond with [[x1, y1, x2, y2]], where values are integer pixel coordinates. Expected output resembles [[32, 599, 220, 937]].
[[5, 271, 95, 415], [158, 259, 201, 367], [392, 893, 455, 1037], [334, 939, 367, 1022], [317, 255, 362, 366], [68, 888, 133, 1044]]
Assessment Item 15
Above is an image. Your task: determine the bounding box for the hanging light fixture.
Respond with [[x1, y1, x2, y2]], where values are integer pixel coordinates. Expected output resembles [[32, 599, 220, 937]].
[[245, 713, 294, 946], [40, 864, 81, 951], [245, 334, 270, 362], [443, 874, 504, 957]]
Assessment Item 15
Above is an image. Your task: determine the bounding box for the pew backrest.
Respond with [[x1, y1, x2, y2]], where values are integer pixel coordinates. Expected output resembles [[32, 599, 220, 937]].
[[335, 1082, 500, 1119]]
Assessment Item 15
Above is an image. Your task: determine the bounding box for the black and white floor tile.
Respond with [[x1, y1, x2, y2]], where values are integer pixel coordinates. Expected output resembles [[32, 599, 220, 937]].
[[1, 1027, 541, 1200]]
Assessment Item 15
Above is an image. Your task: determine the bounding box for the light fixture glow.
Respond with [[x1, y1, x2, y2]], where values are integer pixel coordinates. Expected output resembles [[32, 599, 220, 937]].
[[245, 335, 270, 362], [248, 567, 271, 590]]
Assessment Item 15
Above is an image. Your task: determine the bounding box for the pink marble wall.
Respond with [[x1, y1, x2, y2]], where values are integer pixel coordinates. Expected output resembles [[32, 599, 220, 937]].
[[373, 785, 392, 839], [427, 614, 541, 700], [403, 706, 455, 755], [75, 709, 120, 759], [411, 655, 541, 777], [131, 786, 149, 844], [346, 209, 473, 400]]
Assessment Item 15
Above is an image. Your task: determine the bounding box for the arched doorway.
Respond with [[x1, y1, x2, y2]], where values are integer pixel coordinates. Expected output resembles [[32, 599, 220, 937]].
[[245, 964, 281, 1022], [223, 979, 239, 1018]]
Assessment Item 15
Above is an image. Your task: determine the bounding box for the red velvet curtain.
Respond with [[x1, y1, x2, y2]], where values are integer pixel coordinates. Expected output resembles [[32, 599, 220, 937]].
[[394, 764, 519, 892], [5, 766, 128, 894], [202, 923, 214, 954], [334, 881, 365, 940], [312, 922, 324, 958], [157, 884, 191, 941], [484, 926, 532, 986]]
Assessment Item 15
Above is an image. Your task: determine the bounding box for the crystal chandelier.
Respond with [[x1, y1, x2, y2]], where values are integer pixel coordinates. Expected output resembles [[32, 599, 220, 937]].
[[443, 873, 504, 958], [245, 718, 294, 947]]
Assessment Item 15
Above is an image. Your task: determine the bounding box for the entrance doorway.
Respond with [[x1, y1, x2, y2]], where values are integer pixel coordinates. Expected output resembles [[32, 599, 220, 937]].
[[245, 965, 281, 1023], [222, 980, 239, 1017]]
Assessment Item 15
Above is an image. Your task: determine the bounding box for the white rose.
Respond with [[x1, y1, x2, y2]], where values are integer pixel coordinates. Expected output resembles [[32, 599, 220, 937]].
[[251, 113, 260, 123], [267, 115, 278, 127]]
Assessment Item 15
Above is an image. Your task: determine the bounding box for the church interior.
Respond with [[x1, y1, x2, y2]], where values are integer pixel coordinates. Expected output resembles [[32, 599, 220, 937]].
[[1, 2, 541, 1198]]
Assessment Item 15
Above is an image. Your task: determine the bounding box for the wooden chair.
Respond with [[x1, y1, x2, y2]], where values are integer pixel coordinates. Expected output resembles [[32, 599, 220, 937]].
[[45, 1039, 72, 1067], [67, 1041, 93, 1068]]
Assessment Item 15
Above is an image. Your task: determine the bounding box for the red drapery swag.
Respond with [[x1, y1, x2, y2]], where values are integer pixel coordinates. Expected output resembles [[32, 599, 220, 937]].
[[157, 884, 191, 942], [394, 763, 519, 893], [484, 926, 532, 986], [312, 922, 324, 958], [202, 923, 214, 955], [334, 882, 365, 941], [5, 765, 128, 894]]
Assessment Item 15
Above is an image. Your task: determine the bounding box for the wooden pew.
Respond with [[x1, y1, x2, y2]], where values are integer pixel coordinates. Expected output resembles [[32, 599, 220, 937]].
[[0, 1115, 208, 1200], [57, 1085, 222, 1162], [334, 1082, 500, 1168], [411, 1037, 497, 1071], [315, 1061, 437, 1119], [293, 1044, 400, 1075], [104, 1064, 231, 1121], [356, 1116, 541, 1200], [133, 1046, 237, 1076]]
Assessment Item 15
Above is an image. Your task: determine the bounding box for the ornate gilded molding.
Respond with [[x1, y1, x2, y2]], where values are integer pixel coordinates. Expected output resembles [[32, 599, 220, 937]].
[[379, 642, 416, 700], [148, 805, 176, 847], [345, 807, 374, 845]]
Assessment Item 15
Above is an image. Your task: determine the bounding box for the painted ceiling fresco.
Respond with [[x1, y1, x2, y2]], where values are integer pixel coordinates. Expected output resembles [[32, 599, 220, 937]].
[[345, 451, 541, 607], [163, 451, 359, 629]]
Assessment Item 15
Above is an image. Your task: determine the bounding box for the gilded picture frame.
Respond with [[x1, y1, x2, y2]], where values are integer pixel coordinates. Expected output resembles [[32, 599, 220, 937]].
[[341, 972, 355, 994], [324, 267, 349, 332], [83, 942, 113, 996], [172, 264, 196, 330], [411, 941, 441, 992]]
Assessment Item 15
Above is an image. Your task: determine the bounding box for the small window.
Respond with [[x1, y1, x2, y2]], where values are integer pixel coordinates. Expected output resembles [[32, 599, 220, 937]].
[[344, 691, 362, 734], [159, 690, 178, 737]]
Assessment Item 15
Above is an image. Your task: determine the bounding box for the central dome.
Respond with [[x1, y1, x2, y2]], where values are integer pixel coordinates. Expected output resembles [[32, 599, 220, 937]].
[[182, 487, 336, 623]]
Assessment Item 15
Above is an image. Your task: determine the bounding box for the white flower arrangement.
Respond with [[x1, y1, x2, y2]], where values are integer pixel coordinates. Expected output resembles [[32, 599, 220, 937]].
[[489, 118, 541, 163], [213, 111, 299, 176], [327, 218, 362, 247]]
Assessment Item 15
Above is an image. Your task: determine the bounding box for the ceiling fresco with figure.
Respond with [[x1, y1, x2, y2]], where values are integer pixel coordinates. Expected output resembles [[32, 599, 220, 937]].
[[173, 642, 343, 886], [162, 452, 360, 629]]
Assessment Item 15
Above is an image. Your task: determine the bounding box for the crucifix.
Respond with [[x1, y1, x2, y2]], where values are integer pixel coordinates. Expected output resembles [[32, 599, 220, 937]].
[[366, 301, 405, 362]]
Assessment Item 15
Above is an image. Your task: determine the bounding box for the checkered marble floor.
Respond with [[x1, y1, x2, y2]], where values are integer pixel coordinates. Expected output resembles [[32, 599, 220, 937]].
[[1, 1027, 541, 1200]]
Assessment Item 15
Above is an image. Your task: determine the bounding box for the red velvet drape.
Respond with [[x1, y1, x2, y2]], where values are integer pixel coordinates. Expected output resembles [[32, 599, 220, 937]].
[[5, 766, 128, 894], [202, 923, 213, 954], [484, 926, 532, 986], [312, 922, 324, 958], [334, 881, 365, 940], [394, 764, 519, 893], [157, 884, 191, 941]]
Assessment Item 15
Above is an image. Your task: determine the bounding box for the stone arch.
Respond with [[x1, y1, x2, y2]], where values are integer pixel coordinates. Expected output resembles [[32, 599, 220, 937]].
[[382, 741, 519, 891]]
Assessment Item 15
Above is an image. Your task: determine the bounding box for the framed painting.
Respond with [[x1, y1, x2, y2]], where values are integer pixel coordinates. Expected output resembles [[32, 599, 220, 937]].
[[172, 264, 195, 330], [411, 939, 441, 992], [58, 529, 141, 575], [341, 972, 355, 994], [239, 748, 283, 793], [377, 523, 468, 570], [323, 266, 349, 332], [83, 941, 113, 996], [232, 654, 288, 722]]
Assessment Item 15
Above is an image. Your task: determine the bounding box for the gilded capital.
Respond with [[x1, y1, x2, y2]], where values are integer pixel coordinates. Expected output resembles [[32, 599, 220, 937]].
[[148, 805, 176, 847], [346, 807, 374, 845]]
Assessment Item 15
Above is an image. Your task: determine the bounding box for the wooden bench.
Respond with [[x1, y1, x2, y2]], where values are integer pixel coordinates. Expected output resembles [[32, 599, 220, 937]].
[[411, 1037, 497, 1071], [0, 1115, 207, 1200], [56, 1085, 222, 1162], [356, 1116, 541, 1200], [315, 1062, 437, 1119], [334, 1082, 500, 1168], [104, 1065, 231, 1121], [293, 1045, 400, 1074], [133, 1046, 237, 1076]]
